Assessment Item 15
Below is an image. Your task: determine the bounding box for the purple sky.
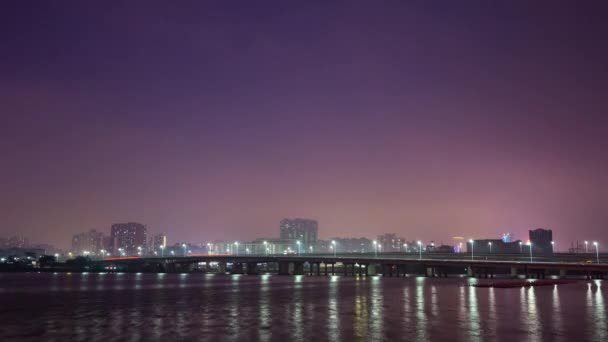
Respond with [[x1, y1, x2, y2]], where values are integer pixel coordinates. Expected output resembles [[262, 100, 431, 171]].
[[1, 1, 607, 250]]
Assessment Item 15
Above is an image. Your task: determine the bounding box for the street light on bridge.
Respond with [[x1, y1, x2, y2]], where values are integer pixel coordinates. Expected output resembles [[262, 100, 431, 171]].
[[160, 245, 165, 257], [469, 240, 474, 261], [234, 242, 239, 256], [296, 240, 301, 256], [331, 240, 337, 257], [527, 242, 533, 262], [403, 243, 408, 253], [417, 241, 422, 260], [373, 240, 378, 257], [585, 241, 589, 253], [519, 241, 522, 253], [594, 242, 599, 264], [182, 243, 187, 256], [263, 241, 268, 255], [488, 242, 492, 254]]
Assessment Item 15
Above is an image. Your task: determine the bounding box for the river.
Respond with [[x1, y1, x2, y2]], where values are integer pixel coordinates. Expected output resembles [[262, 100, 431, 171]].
[[0, 273, 606, 341]]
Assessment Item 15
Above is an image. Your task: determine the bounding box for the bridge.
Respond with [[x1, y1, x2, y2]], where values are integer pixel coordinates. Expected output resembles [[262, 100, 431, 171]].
[[96, 253, 608, 280]]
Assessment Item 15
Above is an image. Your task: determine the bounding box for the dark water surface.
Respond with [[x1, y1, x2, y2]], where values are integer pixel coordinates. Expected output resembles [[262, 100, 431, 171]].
[[0, 273, 606, 341]]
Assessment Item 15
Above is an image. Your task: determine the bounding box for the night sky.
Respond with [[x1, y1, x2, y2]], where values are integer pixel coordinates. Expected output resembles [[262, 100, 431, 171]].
[[1, 1, 607, 249]]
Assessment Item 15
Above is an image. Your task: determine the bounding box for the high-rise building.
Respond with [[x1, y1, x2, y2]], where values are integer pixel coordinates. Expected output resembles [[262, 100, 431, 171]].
[[152, 233, 167, 253], [280, 218, 318, 252], [529, 228, 553, 254], [5, 236, 29, 248], [110, 222, 147, 256], [71, 230, 105, 255]]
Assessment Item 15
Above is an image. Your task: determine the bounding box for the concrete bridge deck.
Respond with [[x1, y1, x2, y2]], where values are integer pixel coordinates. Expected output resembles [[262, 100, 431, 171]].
[[96, 253, 608, 279]]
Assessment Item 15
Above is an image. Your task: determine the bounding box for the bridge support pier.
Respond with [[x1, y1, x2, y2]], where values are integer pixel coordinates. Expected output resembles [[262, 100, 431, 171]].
[[278, 261, 290, 275], [165, 262, 177, 273], [510, 267, 518, 278], [368, 264, 378, 276], [231, 262, 244, 274], [246, 262, 259, 275], [293, 262, 304, 275]]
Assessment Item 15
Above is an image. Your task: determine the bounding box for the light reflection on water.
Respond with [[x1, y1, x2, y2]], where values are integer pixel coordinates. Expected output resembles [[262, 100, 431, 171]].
[[292, 276, 303, 340], [487, 287, 497, 338], [415, 277, 427, 341], [595, 281, 606, 341], [0, 273, 606, 341], [258, 274, 271, 342], [327, 276, 340, 341], [369, 276, 383, 341], [588, 280, 607, 342], [525, 287, 540, 342], [552, 285, 563, 340], [467, 283, 480, 342]]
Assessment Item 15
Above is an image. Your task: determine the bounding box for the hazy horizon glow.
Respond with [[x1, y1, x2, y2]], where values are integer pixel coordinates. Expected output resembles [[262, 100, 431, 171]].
[[1, 2, 607, 249]]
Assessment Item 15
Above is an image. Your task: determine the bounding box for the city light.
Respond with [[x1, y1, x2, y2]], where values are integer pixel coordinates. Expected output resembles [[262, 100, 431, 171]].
[[488, 241, 492, 254], [417, 241, 422, 260], [331, 240, 336, 257], [234, 242, 239, 256], [373, 240, 378, 257], [296, 240, 301, 256], [585, 241, 589, 253], [527, 241, 533, 262]]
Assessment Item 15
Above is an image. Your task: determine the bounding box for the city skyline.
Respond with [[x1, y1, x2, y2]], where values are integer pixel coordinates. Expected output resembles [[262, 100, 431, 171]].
[[2, 2, 607, 250]]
